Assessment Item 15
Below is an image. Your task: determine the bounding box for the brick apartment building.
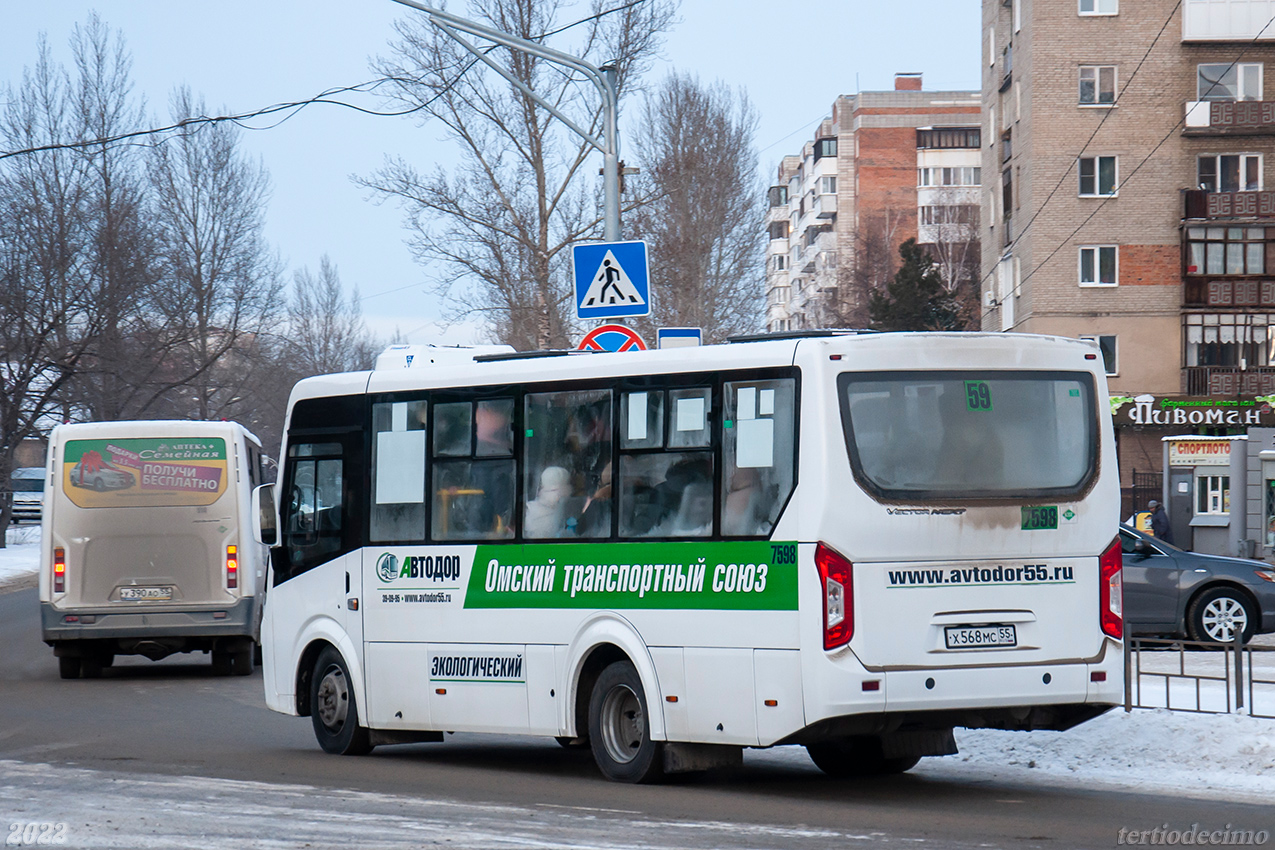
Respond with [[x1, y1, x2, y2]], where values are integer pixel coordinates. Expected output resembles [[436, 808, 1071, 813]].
[[983, 0, 1275, 548], [765, 76, 981, 331]]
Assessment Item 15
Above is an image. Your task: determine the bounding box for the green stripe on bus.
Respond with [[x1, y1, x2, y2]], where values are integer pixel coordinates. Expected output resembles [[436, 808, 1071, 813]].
[[464, 541, 798, 610]]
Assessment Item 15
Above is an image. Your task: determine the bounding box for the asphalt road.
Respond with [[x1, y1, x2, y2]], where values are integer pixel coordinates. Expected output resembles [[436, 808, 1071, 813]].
[[0, 585, 1268, 850]]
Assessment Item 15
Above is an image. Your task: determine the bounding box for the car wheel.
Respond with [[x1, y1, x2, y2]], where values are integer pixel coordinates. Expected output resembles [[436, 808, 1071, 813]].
[[805, 736, 921, 777], [588, 661, 663, 783], [310, 647, 373, 755], [1187, 586, 1256, 644], [230, 642, 254, 677], [93, 477, 105, 491]]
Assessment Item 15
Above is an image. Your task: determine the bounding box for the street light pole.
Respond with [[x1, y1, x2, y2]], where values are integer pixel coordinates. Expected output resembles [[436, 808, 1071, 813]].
[[389, 0, 622, 241]]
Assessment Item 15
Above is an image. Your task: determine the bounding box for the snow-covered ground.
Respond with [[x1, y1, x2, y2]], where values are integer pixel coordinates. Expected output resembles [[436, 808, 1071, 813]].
[[0, 525, 40, 587]]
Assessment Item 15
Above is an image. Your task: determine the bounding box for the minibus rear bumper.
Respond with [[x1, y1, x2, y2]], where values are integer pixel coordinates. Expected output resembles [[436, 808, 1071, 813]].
[[40, 597, 258, 643]]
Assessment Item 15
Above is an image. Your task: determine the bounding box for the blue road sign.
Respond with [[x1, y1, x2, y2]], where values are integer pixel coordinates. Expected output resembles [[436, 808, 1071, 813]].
[[573, 240, 650, 320]]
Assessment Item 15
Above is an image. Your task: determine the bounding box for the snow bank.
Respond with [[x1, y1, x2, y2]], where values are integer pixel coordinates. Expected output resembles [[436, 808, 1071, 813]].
[[923, 707, 1275, 804], [0, 526, 40, 587]]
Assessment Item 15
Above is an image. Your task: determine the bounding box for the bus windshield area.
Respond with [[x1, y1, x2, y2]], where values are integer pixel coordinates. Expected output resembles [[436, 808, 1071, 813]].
[[838, 371, 1097, 501]]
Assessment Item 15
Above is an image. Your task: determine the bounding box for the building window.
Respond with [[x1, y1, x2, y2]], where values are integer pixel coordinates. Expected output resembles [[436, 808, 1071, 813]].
[[916, 127, 981, 149], [1079, 156, 1118, 196], [1079, 335, 1118, 375], [772, 254, 788, 272], [1197, 63, 1262, 102], [919, 205, 979, 225], [1079, 66, 1117, 105], [818, 175, 837, 195], [767, 186, 788, 207], [1198, 154, 1262, 192], [1185, 226, 1268, 275], [1183, 312, 1275, 368], [1079, 0, 1118, 14], [1079, 245, 1118, 286], [918, 166, 981, 187], [767, 221, 789, 241], [1197, 474, 1230, 515], [813, 138, 837, 160], [1001, 129, 1012, 163], [1002, 169, 1013, 220]]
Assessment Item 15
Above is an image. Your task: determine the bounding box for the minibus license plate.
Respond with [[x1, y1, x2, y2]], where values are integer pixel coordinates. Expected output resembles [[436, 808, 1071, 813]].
[[944, 625, 1016, 649], [119, 586, 172, 601]]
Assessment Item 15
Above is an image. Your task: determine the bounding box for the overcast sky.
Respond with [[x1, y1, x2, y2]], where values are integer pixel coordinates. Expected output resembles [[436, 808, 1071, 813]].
[[0, 1, 978, 346]]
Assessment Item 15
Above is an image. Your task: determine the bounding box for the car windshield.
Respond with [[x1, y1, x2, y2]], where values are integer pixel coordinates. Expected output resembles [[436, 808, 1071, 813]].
[[838, 370, 1098, 500]]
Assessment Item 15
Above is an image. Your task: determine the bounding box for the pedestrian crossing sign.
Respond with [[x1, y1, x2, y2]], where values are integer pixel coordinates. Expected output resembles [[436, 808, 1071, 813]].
[[572, 240, 650, 319]]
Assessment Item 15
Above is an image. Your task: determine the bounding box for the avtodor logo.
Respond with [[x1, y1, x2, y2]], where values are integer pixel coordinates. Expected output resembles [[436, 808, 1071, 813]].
[[376, 552, 399, 583], [376, 552, 463, 583]]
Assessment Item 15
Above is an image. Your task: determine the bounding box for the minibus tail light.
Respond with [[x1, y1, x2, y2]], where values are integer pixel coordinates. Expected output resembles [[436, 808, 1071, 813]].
[[815, 542, 853, 650], [226, 545, 239, 590], [1099, 536, 1122, 639], [53, 548, 65, 594]]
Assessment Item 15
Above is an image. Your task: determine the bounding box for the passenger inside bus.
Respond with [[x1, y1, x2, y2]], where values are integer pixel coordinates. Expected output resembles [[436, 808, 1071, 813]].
[[524, 466, 572, 538]]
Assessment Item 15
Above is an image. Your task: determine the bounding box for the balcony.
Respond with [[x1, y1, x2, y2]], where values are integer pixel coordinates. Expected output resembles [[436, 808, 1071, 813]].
[[1183, 0, 1275, 41], [1183, 366, 1275, 395], [1184, 189, 1275, 219], [813, 193, 837, 219], [1184, 278, 1275, 307], [1183, 100, 1275, 134]]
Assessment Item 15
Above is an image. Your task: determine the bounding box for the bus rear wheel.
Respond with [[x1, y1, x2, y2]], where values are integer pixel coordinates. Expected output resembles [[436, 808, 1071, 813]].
[[805, 737, 920, 777], [310, 647, 373, 756], [587, 661, 663, 783]]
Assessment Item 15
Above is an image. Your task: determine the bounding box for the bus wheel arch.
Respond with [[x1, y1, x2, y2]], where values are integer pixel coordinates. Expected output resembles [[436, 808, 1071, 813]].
[[564, 617, 666, 744]]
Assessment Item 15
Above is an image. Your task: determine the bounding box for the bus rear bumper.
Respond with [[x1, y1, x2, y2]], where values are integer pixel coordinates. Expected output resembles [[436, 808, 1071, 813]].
[[41, 597, 258, 643]]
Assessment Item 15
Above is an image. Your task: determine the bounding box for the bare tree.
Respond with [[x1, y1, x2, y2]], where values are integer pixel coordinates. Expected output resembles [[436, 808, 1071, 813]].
[[62, 15, 168, 421], [286, 255, 378, 375], [829, 208, 908, 328], [147, 87, 282, 422], [0, 37, 100, 539], [917, 189, 980, 329], [362, 0, 675, 350], [625, 73, 764, 343]]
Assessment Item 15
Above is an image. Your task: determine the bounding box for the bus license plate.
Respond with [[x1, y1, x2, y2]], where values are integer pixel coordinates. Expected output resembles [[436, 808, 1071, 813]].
[[119, 586, 173, 601], [944, 624, 1016, 649]]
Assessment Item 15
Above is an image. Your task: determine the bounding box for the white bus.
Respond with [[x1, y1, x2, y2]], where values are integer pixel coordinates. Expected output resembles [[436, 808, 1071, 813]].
[[256, 333, 1124, 782], [40, 420, 271, 678]]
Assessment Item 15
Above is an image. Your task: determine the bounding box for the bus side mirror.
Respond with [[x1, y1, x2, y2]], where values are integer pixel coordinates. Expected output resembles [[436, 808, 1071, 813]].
[[253, 483, 278, 547]]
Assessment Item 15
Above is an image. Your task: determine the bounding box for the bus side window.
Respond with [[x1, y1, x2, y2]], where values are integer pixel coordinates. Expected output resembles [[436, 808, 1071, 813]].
[[617, 386, 714, 539], [722, 379, 796, 537], [523, 390, 612, 539], [431, 399, 516, 540], [281, 442, 345, 579], [370, 400, 427, 543]]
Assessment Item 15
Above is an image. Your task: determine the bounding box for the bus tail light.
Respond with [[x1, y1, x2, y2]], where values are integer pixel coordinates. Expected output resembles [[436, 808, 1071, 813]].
[[815, 542, 853, 650], [1099, 536, 1122, 639], [226, 545, 239, 590], [53, 548, 66, 594]]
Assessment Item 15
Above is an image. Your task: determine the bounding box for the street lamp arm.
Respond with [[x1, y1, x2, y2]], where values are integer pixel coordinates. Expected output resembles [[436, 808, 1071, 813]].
[[390, 0, 622, 240], [428, 17, 607, 153]]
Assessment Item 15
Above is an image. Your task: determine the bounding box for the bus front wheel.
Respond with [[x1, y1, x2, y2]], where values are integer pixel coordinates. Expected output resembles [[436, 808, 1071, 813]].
[[310, 647, 373, 756], [805, 737, 920, 777], [587, 661, 663, 783]]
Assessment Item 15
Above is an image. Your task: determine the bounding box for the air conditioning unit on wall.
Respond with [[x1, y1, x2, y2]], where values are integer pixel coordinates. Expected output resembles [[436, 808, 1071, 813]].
[[983, 290, 999, 308]]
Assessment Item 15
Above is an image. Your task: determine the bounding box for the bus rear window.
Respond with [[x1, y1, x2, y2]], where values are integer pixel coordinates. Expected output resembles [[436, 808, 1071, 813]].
[[837, 371, 1097, 501]]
